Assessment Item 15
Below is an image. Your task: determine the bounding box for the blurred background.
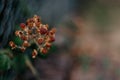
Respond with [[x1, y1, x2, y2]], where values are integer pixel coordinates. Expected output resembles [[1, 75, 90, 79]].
[[1, 0, 120, 80]]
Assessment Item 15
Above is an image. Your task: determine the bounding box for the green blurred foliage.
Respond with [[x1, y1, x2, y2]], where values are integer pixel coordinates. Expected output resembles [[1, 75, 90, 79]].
[[0, 53, 11, 71], [12, 54, 26, 73]]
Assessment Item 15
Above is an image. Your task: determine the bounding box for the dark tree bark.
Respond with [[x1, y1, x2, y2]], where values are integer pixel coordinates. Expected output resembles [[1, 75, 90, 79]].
[[0, 0, 21, 48]]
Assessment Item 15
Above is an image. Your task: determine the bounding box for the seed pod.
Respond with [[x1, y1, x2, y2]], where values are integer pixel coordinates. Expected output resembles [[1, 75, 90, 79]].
[[45, 42, 51, 48], [28, 30, 32, 35], [36, 22, 41, 27], [9, 41, 16, 49], [48, 37, 55, 42], [34, 16, 39, 23], [22, 41, 30, 47], [26, 19, 30, 26], [37, 38, 44, 44], [28, 23, 34, 28], [40, 48, 48, 54], [45, 24, 49, 29], [21, 35, 28, 41], [49, 28, 56, 37], [15, 31, 23, 37], [20, 47, 26, 52], [19, 31, 23, 35], [32, 49, 38, 58], [15, 31, 20, 36], [50, 28, 56, 34], [39, 27, 47, 35]]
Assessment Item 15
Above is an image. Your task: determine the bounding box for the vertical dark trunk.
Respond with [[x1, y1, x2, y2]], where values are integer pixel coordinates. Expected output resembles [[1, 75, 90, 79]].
[[0, 0, 21, 48]]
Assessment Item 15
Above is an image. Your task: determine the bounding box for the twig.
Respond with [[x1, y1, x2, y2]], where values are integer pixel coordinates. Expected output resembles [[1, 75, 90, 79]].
[[25, 56, 40, 80]]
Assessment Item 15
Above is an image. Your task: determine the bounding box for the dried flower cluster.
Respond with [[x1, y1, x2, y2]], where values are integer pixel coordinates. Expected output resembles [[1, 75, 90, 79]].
[[9, 15, 56, 58]]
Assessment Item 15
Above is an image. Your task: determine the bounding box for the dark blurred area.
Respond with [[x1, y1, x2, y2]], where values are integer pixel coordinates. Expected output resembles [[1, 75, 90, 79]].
[[1, 0, 120, 80]]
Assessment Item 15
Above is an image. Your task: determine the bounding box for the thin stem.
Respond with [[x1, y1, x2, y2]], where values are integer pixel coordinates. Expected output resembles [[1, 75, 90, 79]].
[[25, 56, 40, 80]]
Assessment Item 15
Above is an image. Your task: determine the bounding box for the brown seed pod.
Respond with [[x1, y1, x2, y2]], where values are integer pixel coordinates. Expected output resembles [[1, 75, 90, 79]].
[[22, 41, 30, 47], [45, 42, 51, 48], [49, 28, 56, 36], [15, 31, 20, 36], [15, 31, 23, 36], [28, 30, 32, 35], [28, 23, 34, 28], [39, 27, 47, 35], [33, 15, 40, 23], [45, 24, 49, 29], [36, 22, 41, 27], [37, 38, 44, 44], [40, 48, 48, 54], [32, 49, 38, 58], [21, 35, 28, 41], [48, 37, 55, 42], [50, 28, 56, 34], [19, 31, 23, 35], [20, 47, 26, 52], [9, 41, 16, 49]]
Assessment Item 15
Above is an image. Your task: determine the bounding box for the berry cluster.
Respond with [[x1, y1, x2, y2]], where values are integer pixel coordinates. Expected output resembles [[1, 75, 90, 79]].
[[9, 15, 56, 58]]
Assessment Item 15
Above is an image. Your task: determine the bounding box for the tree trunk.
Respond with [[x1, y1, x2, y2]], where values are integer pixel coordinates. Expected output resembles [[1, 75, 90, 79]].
[[0, 0, 21, 48]]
